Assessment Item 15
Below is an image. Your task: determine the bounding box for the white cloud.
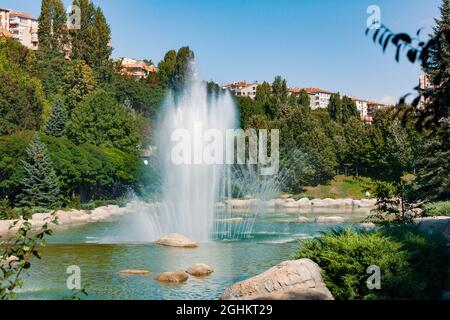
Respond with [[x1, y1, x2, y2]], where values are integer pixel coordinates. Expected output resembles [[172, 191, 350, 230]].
[[379, 95, 398, 105]]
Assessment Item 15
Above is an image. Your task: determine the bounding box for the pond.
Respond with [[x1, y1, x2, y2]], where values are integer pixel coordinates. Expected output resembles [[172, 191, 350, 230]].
[[16, 209, 368, 300]]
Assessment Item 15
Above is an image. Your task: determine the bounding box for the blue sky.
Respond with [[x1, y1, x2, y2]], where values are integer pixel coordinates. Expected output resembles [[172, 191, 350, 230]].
[[0, 0, 441, 103]]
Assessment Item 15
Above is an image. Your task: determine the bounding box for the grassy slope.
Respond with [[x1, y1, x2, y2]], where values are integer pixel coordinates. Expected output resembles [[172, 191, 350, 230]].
[[294, 175, 375, 199]]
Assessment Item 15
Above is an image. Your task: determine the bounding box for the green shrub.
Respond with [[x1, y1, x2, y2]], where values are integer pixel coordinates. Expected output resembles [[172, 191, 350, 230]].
[[423, 201, 450, 217], [294, 227, 449, 300], [80, 199, 127, 210], [0, 197, 19, 220]]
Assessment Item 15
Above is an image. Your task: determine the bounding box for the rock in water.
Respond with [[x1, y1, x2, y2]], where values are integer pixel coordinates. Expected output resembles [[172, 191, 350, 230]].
[[186, 263, 214, 277], [314, 216, 345, 223], [155, 271, 189, 283], [155, 233, 199, 248], [221, 259, 334, 300], [297, 216, 310, 223], [119, 269, 151, 275]]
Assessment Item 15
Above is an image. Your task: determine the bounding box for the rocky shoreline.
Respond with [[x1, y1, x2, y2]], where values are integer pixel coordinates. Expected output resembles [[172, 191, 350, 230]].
[[0, 197, 377, 237], [217, 197, 377, 210], [0, 203, 139, 237]]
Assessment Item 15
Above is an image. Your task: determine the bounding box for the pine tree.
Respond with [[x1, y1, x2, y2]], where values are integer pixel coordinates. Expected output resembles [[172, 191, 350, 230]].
[[328, 93, 342, 122], [70, 0, 96, 62], [38, 0, 53, 55], [44, 99, 69, 137], [91, 7, 112, 67], [19, 135, 61, 209], [421, 0, 449, 125], [414, 119, 450, 201], [52, 0, 68, 53], [38, 0, 67, 58], [70, 0, 111, 69], [341, 96, 359, 123]]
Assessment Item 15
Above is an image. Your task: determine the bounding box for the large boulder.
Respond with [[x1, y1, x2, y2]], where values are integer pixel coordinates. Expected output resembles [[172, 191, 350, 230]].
[[336, 198, 353, 207], [353, 199, 377, 208], [283, 199, 299, 208], [297, 216, 310, 223], [311, 199, 338, 207], [155, 233, 199, 248], [296, 198, 312, 207], [314, 216, 345, 223], [155, 271, 189, 283], [186, 263, 214, 277], [221, 259, 333, 300]]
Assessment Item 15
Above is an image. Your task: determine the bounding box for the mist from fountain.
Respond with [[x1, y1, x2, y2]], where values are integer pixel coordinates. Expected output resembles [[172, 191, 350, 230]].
[[154, 62, 238, 242], [127, 61, 282, 243]]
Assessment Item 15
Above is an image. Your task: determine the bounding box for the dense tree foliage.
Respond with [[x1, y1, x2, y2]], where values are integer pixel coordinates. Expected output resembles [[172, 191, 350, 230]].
[[44, 99, 69, 137], [19, 134, 61, 209], [38, 0, 67, 58], [67, 90, 140, 154], [0, 49, 48, 135]]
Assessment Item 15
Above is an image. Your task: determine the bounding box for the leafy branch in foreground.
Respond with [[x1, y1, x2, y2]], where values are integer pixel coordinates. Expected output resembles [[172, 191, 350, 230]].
[[0, 208, 57, 299], [366, 0, 449, 131]]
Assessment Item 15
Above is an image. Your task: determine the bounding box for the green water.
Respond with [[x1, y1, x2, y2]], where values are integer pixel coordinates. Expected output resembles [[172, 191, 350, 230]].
[[16, 210, 368, 300]]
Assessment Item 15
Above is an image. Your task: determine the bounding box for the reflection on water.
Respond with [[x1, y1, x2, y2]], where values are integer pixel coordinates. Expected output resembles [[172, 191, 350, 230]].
[[17, 210, 363, 300]]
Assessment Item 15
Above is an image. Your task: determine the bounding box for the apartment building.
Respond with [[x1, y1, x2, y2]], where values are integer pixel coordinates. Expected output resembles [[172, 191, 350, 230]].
[[0, 8, 38, 50], [119, 58, 158, 80], [223, 81, 259, 99], [0, 8, 10, 30], [418, 74, 435, 109], [351, 97, 369, 118], [304, 88, 334, 109]]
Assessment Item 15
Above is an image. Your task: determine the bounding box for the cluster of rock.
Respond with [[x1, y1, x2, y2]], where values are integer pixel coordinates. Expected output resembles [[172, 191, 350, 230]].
[[0, 203, 139, 236], [119, 262, 214, 285], [154, 264, 214, 284], [218, 197, 376, 210], [221, 259, 334, 300]]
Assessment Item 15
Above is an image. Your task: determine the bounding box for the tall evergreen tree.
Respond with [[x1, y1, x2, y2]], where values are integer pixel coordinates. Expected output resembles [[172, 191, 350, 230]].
[[38, 0, 67, 58], [169, 46, 195, 91], [38, 0, 53, 55], [421, 0, 450, 125], [328, 93, 342, 122], [91, 7, 112, 67], [157, 50, 177, 86], [298, 89, 311, 108], [44, 99, 69, 137], [70, 0, 96, 63], [413, 120, 450, 202], [341, 96, 359, 123], [19, 134, 61, 209]]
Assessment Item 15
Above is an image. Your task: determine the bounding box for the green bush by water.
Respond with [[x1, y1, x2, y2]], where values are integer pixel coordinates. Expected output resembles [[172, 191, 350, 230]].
[[294, 227, 449, 300], [423, 201, 450, 217]]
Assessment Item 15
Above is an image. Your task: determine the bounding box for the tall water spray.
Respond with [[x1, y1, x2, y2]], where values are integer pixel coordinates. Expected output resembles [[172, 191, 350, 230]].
[[156, 62, 238, 242]]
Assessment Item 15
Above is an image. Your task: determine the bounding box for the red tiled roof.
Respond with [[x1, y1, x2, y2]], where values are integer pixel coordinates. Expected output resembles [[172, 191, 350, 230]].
[[351, 97, 367, 102], [0, 28, 13, 38], [10, 12, 35, 20], [224, 81, 248, 88], [289, 87, 301, 94], [304, 87, 334, 94]]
